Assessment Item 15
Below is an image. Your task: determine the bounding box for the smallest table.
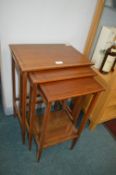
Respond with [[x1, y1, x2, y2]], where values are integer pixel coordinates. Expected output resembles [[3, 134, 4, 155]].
[[28, 73, 104, 161]]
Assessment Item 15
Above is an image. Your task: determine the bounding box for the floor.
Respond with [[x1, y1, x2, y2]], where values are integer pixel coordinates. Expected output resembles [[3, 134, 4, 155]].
[[0, 100, 116, 175]]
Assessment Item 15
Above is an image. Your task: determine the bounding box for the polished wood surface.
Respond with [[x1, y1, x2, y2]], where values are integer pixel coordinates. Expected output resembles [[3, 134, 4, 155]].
[[10, 43, 104, 159], [10, 44, 92, 71], [28, 71, 104, 160], [29, 66, 96, 83], [39, 77, 104, 102], [12, 58, 16, 116], [10, 44, 94, 143], [28, 83, 37, 150], [33, 111, 78, 148]]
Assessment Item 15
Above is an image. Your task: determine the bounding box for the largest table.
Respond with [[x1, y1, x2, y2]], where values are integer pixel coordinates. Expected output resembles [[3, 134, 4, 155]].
[[10, 44, 96, 144]]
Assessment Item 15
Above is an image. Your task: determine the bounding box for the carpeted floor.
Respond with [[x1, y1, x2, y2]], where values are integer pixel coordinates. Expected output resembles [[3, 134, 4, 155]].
[[0, 101, 116, 175]]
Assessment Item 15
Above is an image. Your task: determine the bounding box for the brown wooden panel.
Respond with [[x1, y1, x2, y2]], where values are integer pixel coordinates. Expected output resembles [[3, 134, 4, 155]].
[[39, 77, 104, 102], [29, 66, 96, 83], [10, 44, 92, 72], [32, 111, 78, 148]]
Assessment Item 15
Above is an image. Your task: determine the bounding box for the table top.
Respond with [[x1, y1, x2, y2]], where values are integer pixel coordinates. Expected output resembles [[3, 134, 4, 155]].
[[10, 44, 92, 72], [29, 66, 96, 83], [39, 77, 104, 102]]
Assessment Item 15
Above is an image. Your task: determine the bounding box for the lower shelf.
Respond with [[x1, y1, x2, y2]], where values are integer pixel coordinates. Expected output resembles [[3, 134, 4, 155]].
[[32, 110, 78, 148]]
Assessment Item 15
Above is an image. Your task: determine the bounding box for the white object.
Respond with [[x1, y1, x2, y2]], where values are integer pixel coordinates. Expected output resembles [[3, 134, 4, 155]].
[[55, 61, 64, 64], [92, 26, 116, 69], [65, 43, 71, 46], [111, 48, 116, 53], [102, 55, 115, 72]]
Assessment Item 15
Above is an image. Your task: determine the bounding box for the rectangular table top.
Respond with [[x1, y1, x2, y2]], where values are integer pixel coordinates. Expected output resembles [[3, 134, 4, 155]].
[[39, 77, 104, 102], [29, 66, 96, 83], [10, 44, 92, 72]]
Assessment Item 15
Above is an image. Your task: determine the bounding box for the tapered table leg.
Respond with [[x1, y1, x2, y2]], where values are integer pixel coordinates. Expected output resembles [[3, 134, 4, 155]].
[[72, 96, 85, 125], [37, 102, 51, 161], [29, 84, 37, 150], [12, 57, 16, 117], [20, 72, 27, 144], [70, 92, 100, 149]]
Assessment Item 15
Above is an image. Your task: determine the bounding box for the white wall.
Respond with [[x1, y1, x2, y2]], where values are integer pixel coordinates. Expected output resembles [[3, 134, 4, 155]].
[[0, 43, 1, 71], [0, 0, 97, 115]]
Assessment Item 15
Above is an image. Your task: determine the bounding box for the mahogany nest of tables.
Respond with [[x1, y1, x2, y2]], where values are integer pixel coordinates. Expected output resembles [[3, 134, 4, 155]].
[[10, 44, 102, 147]]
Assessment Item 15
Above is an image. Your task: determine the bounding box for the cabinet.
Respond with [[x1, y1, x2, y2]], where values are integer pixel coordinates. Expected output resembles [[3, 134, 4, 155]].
[[83, 67, 116, 130]]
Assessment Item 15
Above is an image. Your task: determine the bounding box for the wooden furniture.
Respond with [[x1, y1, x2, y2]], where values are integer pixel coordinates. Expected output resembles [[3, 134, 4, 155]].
[[10, 44, 95, 144], [83, 67, 116, 130], [28, 73, 104, 160]]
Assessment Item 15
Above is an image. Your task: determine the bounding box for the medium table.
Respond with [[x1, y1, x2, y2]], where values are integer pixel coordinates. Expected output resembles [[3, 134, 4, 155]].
[[10, 44, 96, 144]]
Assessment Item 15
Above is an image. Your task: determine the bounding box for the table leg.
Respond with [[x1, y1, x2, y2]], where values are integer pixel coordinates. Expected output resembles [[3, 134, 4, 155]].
[[72, 96, 85, 125], [20, 72, 27, 144], [12, 57, 16, 117], [29, 83, 37, 150], [70, 92, 100, 149], [37, 102, 51, 161]]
